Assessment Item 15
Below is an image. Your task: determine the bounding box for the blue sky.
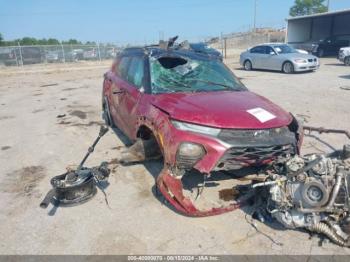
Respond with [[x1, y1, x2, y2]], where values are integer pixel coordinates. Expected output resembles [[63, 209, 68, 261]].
[[0, 0, 349, 44]]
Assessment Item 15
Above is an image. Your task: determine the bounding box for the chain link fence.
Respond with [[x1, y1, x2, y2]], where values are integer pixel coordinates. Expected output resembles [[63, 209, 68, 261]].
[[208, 30, 286, 60], [0, 44, 122, 66]]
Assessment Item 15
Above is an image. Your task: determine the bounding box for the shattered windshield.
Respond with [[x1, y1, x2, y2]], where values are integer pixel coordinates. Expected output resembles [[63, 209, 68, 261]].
[[150, 55, 246, 94]]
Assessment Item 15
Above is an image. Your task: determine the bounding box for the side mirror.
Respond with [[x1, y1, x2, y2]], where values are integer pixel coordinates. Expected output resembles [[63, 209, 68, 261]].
[[270, 51, 276, 55]]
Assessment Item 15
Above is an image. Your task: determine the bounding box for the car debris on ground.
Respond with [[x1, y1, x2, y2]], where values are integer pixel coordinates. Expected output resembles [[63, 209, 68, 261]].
[[40, 126, 110, 209]]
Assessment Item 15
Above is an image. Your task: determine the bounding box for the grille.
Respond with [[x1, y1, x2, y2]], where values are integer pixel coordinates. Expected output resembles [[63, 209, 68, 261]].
[[218, 127, 296, 147], [219, 127, 289, 139], [215, 144, 295, 171]]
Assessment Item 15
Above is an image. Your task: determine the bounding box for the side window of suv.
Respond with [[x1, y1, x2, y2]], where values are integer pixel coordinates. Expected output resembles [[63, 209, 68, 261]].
[[127, 57, 144, 88], [250, 46, 266, 54], [117, 56, 131, 79]]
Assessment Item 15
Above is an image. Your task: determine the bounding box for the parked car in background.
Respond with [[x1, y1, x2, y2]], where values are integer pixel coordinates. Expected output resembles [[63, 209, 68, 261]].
[[45, 50, 64, 63], [0, 48, 16, 66], [102, 43, 302, 216], [0, 46, 42, 66], [240, 43, 319, 73], [105, 48, 117, 59], [66, 49, 84, 62], [189, 42, 223, 61], [83, 48, 98, 60], [312, 35, 350, 57], [338, 46, 350, 66]]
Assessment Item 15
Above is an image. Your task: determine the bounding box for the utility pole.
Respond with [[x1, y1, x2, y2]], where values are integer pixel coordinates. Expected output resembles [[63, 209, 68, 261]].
[[326, 0, 330, 11], [253, 0, 257, 33]]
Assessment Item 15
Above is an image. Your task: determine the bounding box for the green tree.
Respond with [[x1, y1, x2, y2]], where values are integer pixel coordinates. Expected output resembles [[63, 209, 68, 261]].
[[85, 41, 96, 45], [289, 0, 328, 17], [47, 38, 60, 45], [62, 39, 82, 45], [0, 33, 3, 46]]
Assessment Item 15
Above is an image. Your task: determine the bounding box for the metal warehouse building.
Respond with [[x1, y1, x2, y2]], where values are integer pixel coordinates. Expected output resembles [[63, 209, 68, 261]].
[[287, 9, 350, 45]]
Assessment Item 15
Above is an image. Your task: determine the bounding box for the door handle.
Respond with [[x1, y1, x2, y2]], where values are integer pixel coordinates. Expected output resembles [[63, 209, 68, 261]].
[[112, 90, 125, 95]]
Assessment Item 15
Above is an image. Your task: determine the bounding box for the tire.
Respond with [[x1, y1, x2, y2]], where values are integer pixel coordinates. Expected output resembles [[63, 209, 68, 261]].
[[282, 62, 294, 74], [345, 57, 350, 66], [244, 60, 252, 71], [102, 97, 115, 127], [317, 48, 324, 58]]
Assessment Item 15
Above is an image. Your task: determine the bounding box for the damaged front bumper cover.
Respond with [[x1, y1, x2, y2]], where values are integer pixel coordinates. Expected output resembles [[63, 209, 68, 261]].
[[156, 168, 250, 217]]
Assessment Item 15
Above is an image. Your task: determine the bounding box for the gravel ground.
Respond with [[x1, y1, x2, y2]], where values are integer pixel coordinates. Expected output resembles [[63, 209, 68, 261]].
[[0, 58, 349, 255]]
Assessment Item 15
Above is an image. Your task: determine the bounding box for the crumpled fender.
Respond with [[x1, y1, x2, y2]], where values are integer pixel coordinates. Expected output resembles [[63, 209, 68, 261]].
[[156, 168, 244, 217]]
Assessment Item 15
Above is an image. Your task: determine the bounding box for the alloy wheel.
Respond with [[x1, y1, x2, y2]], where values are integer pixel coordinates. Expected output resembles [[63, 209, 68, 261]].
[[283, 62, 294, 74], [244, 60, 252, 71]]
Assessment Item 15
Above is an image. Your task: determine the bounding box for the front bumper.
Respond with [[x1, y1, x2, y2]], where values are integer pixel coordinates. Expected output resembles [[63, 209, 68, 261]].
[[293, 61, 320, 72], [156, 122, 298, 216]]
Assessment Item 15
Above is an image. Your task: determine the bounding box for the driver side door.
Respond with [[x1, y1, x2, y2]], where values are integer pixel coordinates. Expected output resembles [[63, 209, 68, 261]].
[[117, 55, 146, 138], [109, 56, 132, 135]]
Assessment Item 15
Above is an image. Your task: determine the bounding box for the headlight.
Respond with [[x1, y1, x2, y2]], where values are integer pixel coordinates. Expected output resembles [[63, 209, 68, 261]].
[[171, 120, 221, 136], [176, 142, 206, 169], [294, 59, 307, 63], [178, 143, 205, 158]]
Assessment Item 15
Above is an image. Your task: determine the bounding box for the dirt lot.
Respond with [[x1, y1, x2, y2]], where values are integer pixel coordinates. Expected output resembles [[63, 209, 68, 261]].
[[0, 57, 350, 255]]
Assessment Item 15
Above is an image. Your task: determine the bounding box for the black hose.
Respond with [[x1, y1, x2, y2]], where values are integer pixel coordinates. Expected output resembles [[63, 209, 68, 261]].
[[40, 189, 56, 209], [308, 222, 350, 247]]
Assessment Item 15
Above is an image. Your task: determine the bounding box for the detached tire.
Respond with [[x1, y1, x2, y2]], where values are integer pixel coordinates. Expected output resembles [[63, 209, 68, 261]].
[[345, 57, 350, 66], [282, 62, 294, 74], [244, 60, 253, 71]]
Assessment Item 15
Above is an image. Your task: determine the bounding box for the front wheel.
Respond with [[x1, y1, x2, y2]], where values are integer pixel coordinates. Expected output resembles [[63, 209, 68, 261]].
[[244, 60, 252, 71], [282, 62, 294, 74], [345, 57, 350, 66]]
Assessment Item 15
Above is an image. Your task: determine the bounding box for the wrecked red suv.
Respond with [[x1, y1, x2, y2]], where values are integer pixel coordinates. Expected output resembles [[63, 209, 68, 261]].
[[102, 44, 303, 217]]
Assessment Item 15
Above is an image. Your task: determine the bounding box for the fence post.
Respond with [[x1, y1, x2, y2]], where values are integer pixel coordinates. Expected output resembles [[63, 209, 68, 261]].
[[13, 46, 19, 66], [224, 38, 227, 59], [97, 43, 101, 62], [17, 42, 23, 66], [61, 43, 66, 63], [220, 32, 224, 56]]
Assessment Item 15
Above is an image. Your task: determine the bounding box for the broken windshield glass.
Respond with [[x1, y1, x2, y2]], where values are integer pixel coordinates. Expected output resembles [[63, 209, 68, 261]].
[[150, 55, 246, 94]]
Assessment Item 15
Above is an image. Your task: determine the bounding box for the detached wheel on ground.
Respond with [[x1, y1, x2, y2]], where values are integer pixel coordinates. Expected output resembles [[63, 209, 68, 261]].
[[282, 62, 294, 74], [345, 57, 350, 66], [244, 60, 253, 71]]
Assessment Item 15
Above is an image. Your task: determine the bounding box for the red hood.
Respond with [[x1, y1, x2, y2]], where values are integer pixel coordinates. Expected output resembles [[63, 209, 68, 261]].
[[151, 91, 292, 129]]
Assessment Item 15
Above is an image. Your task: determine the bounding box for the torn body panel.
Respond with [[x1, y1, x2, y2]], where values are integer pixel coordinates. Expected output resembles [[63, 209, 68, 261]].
[[156, 168, 245, 217]]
